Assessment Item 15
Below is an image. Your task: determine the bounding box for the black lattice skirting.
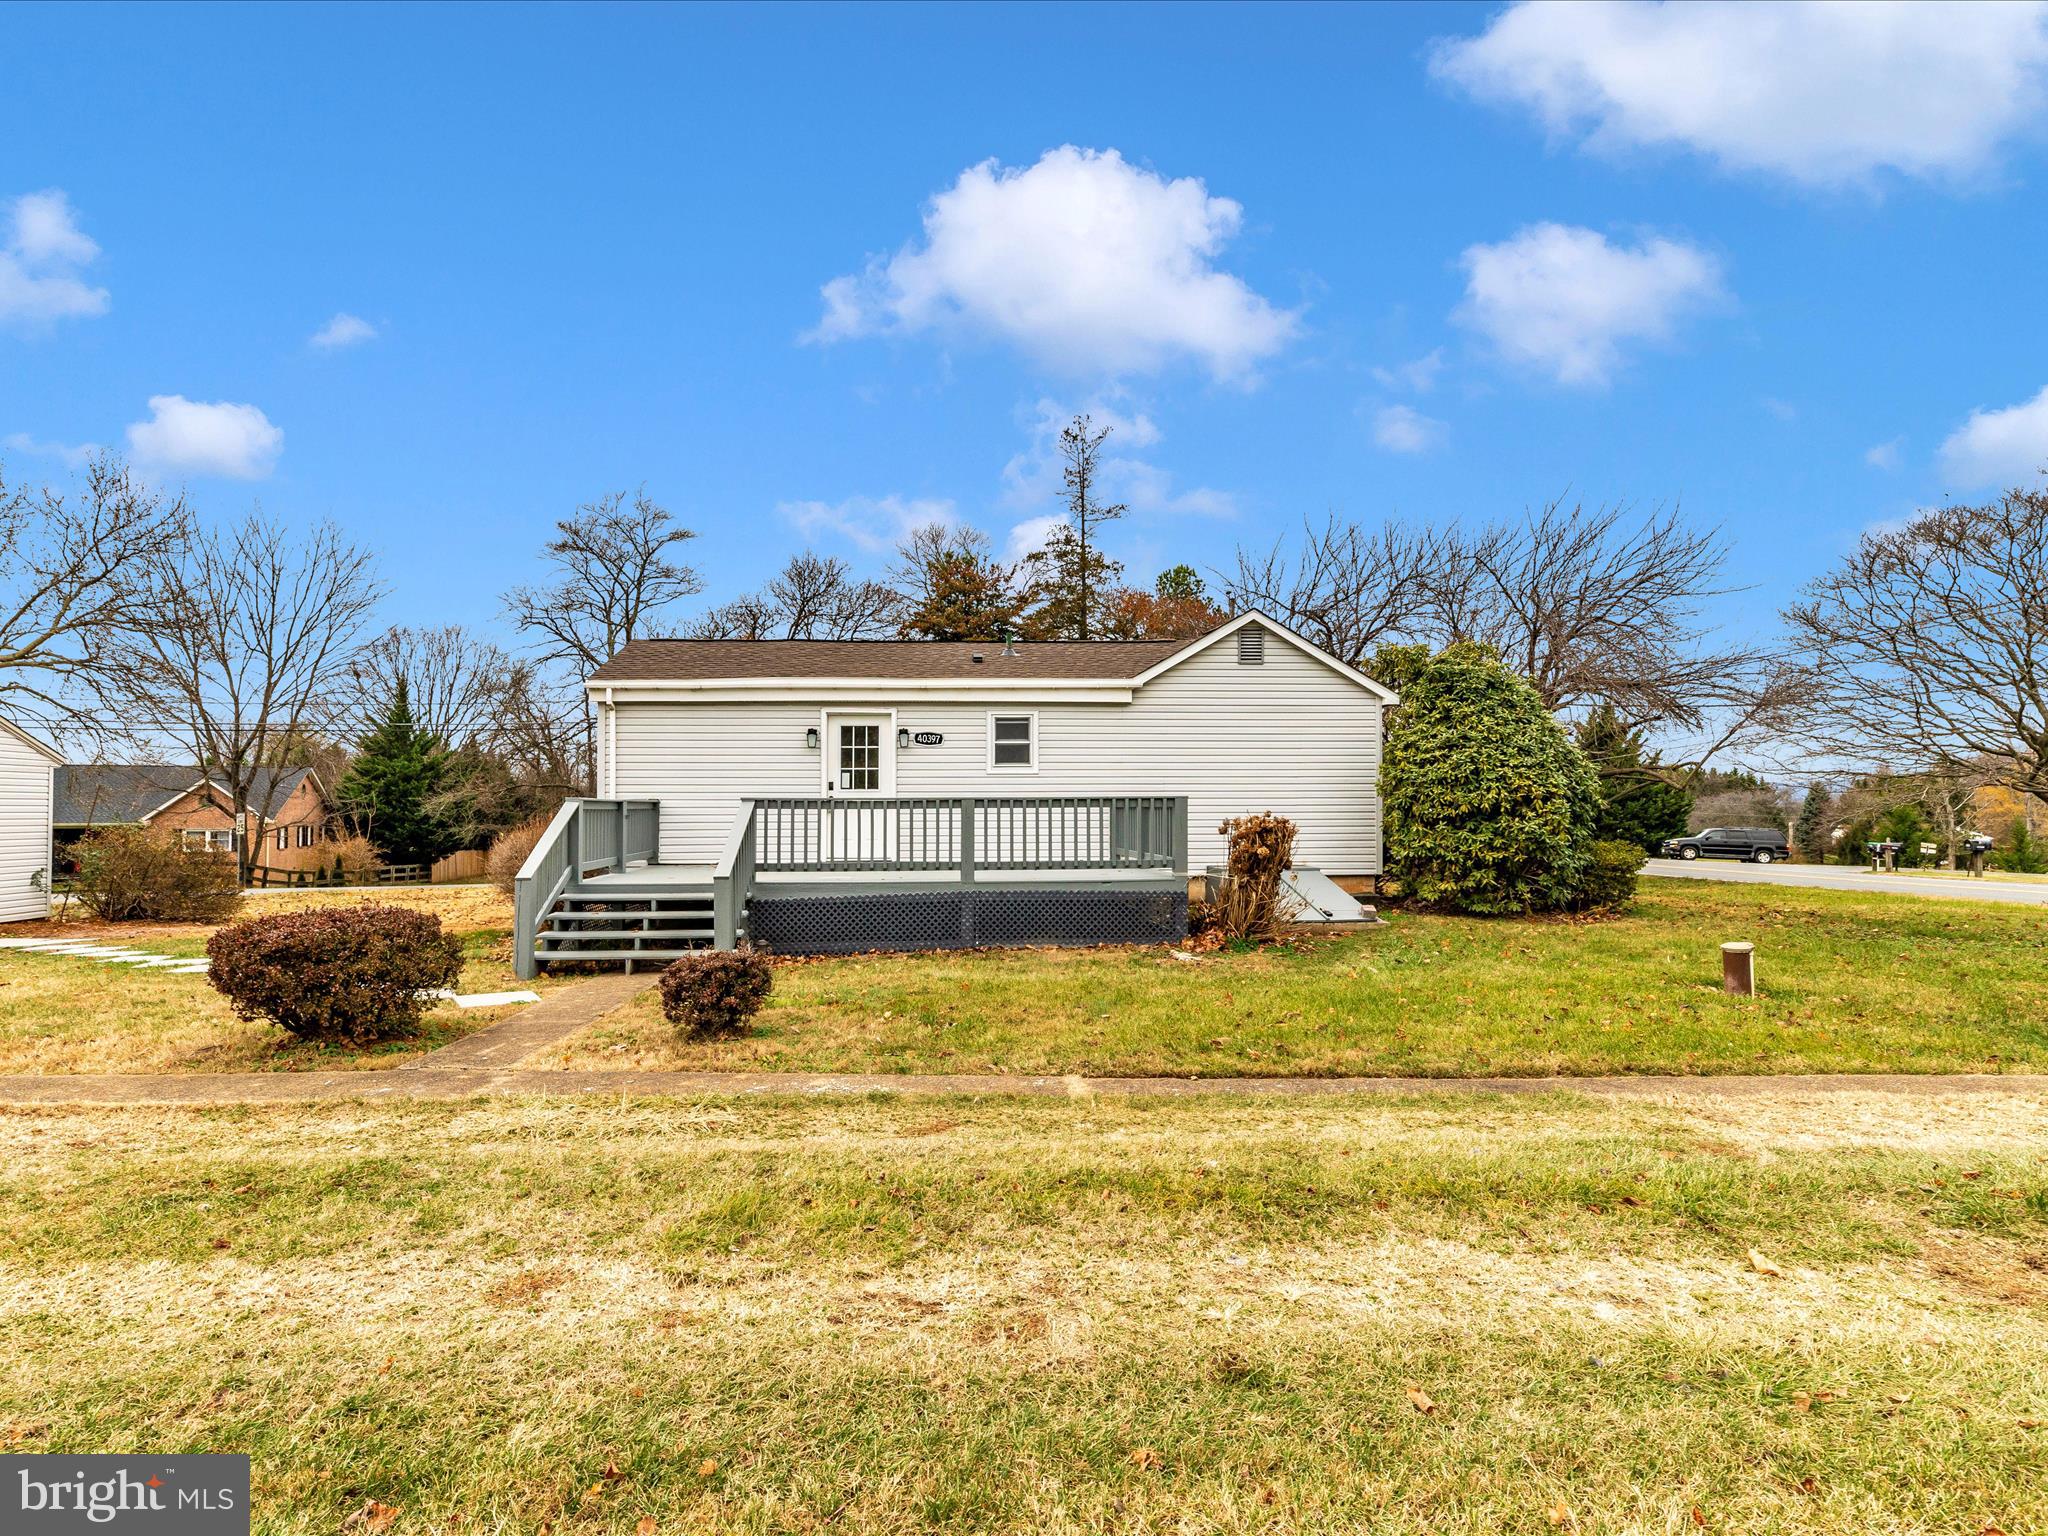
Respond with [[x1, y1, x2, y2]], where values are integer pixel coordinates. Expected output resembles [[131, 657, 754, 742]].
[[745, 887, 1188, 956]]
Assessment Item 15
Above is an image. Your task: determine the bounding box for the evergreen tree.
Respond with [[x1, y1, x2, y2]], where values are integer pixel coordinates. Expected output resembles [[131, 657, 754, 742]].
[[1996, 819, 2048, 874], [337, 679, 457, 866], [1383, 643, 1602, 914], [1574, 704, 1694, 853], [1019, 415, 1126, 639], [892, 525, 1023, 641], [1793, 784, 1833, 863]]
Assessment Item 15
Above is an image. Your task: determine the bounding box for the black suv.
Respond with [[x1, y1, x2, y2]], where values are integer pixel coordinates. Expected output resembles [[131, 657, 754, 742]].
[[1659, 827, 1790, 864]]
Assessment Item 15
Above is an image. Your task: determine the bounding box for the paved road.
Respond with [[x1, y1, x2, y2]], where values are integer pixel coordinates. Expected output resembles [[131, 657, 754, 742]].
[[1646, 857, 2048, 908]]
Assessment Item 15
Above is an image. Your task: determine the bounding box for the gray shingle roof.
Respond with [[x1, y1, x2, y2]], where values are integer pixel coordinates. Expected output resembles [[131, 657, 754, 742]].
[[587, 637, 1197, 684], [53, 765, 316, 826]]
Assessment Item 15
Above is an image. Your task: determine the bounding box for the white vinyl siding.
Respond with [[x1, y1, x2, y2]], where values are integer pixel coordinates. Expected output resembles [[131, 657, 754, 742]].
[[607, 633, 1383, 873], [0, 726, 56, 923]]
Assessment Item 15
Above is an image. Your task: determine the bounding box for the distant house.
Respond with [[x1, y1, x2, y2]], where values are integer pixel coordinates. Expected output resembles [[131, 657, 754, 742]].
[[52, 764, 333, 874], [1, 717, 63, 923]]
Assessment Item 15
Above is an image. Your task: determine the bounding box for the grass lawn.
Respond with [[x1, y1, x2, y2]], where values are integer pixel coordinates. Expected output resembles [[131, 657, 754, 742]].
[[0, 886, 557, 1073], [556, 880, 2048, 1078], [1, 1087, 2044, 1533]]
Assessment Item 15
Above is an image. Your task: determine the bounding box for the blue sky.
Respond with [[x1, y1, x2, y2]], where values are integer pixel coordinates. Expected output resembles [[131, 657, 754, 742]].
[[5, 0, 2047, 649]]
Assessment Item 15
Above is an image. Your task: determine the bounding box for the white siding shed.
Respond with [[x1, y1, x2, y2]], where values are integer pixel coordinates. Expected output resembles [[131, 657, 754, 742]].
[[0, 718, 61, 924]]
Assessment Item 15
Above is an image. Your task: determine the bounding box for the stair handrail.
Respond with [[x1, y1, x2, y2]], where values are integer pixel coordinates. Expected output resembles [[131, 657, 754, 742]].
[[711, 798, 759, 950], [513, 797, 664, 979]]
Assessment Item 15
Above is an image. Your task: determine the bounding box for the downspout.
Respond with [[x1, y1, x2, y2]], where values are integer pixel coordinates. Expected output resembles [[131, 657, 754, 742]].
[[601, 687, 617, 799]]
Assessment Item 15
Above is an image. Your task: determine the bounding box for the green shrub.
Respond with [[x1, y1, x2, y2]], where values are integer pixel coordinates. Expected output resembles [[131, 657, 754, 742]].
[[71, 825, 241, 923], [1577, 840, 1647, 911], [1382, 643, 1600, 915], [659, 945, 773, 1037], [206, 904, 463, 1044]]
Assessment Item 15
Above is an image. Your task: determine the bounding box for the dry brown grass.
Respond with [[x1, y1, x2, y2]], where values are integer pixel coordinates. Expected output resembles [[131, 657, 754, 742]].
[[0, 1087, 2043, 1532]]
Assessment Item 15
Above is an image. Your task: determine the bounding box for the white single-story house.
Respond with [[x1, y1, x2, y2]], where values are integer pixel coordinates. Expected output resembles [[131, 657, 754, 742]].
[[0, 717, 64, 924], [513, 613, 1394, 973]]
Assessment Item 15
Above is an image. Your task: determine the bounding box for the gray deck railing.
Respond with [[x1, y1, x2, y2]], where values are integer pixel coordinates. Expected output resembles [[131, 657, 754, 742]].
[[710, 793, 1186, 954], [513, 797, 661, 978], [748, 795, 1187, 876]]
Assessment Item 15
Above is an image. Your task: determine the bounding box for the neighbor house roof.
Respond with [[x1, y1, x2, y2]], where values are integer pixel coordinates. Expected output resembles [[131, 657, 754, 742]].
[[53, 764, 319, 827], [587, 637, 1190, 683]]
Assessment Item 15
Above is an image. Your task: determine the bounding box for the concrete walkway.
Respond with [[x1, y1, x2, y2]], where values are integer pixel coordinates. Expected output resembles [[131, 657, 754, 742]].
[[1648, 858, 2048, 906], [3, 1066, 2043, 1107]]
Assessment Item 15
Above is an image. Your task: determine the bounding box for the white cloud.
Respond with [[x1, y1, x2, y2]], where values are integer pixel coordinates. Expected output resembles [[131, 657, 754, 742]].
[[1370, 404, 1448, 455], [806, 146, 1301, 381], [1761, 397, 1798, 422], [1431, 0, 2048, 189], [1865, 438, 1903, 471], [1938, 385, 2048, 485], [776, 494, 958, 554], [1, 430, 101, 467], [1453, 222, 1725, 387], [1371, 348, 1446, 394], [1003, 511, 1068, 564], [310, 312, 377, 349], [0, 189, 109, 327], [125, 395, 283, 480]]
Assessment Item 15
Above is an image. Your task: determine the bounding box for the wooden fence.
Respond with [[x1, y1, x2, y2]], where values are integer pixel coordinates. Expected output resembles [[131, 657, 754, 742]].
[[430, 849, 487, 884]]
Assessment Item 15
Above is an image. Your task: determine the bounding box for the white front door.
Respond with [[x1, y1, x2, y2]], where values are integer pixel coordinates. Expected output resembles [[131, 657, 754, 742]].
[[822, 712, 895, 864]]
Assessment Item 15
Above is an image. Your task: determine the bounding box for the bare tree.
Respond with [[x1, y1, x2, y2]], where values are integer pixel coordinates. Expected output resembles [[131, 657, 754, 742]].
[[1226, 516, 1447, 667], [113, 513, 385, 881], [689, 552, 900, 640], [1229, 499, 1808, 773], [1786, 489, 2048, 807], [344, 625, 514, 750], [0, 455, 190, 741], [502, 487, 703, 785]]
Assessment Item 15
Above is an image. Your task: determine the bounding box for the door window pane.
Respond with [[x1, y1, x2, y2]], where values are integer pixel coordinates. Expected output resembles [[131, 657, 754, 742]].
[[839, 723, 881, 791]]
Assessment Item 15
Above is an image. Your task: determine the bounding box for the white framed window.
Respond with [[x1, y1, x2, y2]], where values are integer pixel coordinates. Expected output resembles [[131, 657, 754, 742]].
[[276, 827, 289, 851], [986, 711, 1038, 773], [182, 828, 234, 853], [296, 824, 315, 848]]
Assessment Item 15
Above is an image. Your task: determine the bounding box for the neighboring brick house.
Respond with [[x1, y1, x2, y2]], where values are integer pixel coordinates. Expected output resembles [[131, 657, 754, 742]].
[[52, 765, 334, 875]]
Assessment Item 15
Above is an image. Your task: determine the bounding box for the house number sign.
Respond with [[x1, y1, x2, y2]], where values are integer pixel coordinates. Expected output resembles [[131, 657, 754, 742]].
[[911, 731, 944, 746]]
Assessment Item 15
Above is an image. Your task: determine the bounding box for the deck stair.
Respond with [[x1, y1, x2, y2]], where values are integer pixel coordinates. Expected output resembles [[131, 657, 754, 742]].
[[531, 887, 721, 970]]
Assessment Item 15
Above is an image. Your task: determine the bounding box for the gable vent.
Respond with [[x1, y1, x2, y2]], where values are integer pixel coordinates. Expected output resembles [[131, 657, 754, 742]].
[[1236, 626, 1265, 665]]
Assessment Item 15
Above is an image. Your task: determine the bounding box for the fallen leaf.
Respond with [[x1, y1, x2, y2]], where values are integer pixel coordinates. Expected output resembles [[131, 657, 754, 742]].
[[1546, 1500, 1573, 1526], [353, 1502, 400, 1534], [2017, 1418, 2040, 1429], [1127, 1446, 1164, 1470], [1406, 1385, 1437, 1416], [1790, 1392, 1811, 1413], [378, 1356, 394, 1377], [1887, 1392, 1912, 1405], [1690, 1507, 1706, 1528], [1747, 1247, 1783, 1278], [602, 1459, 625, 1482], [636, 1519, 656, 1536], [1798, 1478, 1819, 1496], [696, 1460, 718, 1479]]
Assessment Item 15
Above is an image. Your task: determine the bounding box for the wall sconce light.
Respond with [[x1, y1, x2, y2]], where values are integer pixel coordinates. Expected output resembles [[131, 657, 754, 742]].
[[804, 727, 819, 750], [897, 727, 911, 749]]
